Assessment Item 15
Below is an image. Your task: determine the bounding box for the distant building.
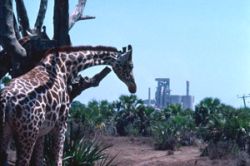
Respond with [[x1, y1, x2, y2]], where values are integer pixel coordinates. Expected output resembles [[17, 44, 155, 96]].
[[155, 78, 170, 108], [144, 78, 194, 110]]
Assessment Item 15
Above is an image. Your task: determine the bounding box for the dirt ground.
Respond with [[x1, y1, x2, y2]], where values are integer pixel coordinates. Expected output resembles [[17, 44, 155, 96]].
[[101, 136, 239, 166], [7, 136, 241, 166]]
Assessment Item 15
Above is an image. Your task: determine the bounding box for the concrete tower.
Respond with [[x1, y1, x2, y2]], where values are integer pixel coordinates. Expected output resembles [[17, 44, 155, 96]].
[[155, 78, 170, 108]]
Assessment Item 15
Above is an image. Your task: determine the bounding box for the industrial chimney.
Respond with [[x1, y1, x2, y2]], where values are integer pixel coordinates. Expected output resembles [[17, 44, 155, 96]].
[[186, 81, 189, 96], [148, 87, 151, 106]]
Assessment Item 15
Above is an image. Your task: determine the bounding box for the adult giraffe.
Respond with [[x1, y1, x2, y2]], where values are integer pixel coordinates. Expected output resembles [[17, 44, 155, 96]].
[[0, 45, 136, 166]]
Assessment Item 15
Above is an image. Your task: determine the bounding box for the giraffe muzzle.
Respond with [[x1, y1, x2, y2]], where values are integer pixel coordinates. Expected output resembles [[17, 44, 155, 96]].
[[128, 83, 137, 93]]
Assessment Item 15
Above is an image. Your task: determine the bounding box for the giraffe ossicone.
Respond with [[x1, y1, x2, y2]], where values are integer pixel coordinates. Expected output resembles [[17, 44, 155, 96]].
[[0, 45, 136, 166]]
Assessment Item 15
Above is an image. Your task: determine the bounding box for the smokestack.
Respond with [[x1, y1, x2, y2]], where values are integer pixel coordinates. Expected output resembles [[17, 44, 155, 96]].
[[148, 87, 151, 106], [186, 81, 189, 96]]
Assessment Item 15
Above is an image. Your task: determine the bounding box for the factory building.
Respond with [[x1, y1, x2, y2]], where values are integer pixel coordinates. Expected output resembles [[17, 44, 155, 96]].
[[145, 78, 194, 110]]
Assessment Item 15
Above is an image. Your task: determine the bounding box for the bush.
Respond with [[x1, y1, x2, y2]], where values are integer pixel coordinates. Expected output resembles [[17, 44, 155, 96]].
[[114, 95, 150, 136], [63, 137, 115, 166], [195, 98, 250, 157], [45, 127, 115, 166], [152, 121, 177, 150], [69, 100, 116, 137], [201, 141, 239, 159], [152, 104, 196, 150]]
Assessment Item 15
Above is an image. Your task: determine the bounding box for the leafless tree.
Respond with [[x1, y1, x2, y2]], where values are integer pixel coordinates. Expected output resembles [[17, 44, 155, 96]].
[[0, 0, 111, 100]]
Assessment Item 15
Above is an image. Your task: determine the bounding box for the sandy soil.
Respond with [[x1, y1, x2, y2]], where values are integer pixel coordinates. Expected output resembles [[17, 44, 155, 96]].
[[7, 136, 240, 166], [101, 136, 238, 166]]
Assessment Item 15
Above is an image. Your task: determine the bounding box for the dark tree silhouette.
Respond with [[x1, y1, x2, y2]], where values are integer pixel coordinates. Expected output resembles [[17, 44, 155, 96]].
[[0, 0, 109, 100]]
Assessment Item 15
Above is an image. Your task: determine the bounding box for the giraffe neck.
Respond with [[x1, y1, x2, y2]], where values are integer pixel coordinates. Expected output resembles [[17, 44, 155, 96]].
[[40, 46, 120, 82], [81, 50, 118, 69]]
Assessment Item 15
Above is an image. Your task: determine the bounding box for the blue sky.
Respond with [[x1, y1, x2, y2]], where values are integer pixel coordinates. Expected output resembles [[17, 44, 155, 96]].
[[25, 0, 250, 107]]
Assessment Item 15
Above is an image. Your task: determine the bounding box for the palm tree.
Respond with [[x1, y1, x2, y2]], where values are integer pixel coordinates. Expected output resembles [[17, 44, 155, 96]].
[[70, 101, 87, 123], [114, 95, 147, 136], [194, 97, 222, 127], [99, 100, 115, 121], [118, 95, 144, 111]]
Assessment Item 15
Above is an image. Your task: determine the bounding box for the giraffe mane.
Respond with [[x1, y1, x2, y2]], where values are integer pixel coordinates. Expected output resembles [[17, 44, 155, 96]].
[[45, 45, 119, 56]]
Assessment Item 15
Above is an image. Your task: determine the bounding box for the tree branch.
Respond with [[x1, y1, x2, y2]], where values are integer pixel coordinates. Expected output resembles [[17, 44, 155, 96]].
[[69, 67, 111, 101], [13, 14, 21, 40], [15, 0, 30, 36], [34, 0, 48, 32], [69, 0, 95, 30], [79, 15, 96, 21], [0, 0, 26, 63]]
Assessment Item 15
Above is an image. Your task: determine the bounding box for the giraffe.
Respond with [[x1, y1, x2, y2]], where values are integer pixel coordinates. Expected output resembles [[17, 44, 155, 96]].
[[0, 45, 136, 166]]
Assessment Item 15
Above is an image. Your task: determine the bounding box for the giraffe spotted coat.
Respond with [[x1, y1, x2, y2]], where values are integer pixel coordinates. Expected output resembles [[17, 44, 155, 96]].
[[0, 45, 136, 166]]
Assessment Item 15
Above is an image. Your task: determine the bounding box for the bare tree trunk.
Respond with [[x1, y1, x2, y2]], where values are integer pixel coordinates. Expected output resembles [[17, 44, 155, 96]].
[[15, 0, 30, 36], [53, 0, 71, 46]]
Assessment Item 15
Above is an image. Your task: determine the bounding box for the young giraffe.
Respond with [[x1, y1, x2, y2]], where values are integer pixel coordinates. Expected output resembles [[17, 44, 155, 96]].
[[0, 45, 136, 166]]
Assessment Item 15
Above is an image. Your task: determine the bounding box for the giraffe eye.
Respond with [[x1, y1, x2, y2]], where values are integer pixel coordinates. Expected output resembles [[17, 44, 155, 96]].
[[127, 63, 133, 70]]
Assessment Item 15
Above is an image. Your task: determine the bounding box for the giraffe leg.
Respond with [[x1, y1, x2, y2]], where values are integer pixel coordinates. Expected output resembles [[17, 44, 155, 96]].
[[1, 124, 12, 166], [15, 137, 37, 166], [14, 125, 39, 166], [30, 136, 45, 166], [51, 121, 67, 166]]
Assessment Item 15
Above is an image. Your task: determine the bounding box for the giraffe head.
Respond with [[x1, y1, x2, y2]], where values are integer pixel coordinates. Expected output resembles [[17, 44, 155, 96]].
[[113, 45, 137, 93]]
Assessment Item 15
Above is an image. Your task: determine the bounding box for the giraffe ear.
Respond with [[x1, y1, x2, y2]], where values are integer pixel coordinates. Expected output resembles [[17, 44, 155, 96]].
[[122, 47, 127, 53], [118, 45, 133, 63], [128, 45, 132, 51], [127, 45, 132, 61]]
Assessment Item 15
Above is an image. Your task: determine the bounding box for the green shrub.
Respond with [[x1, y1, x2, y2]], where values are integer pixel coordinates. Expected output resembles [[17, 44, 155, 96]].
[[114, 95, 149, 136], [124, 123, 140, 136], [44, 124, 114, 166], [63, 137, 114, 166], [201, 140, 239, 159], [195, 98, 250, 157], [152, 104, 195, 150], [69, 100, 116, 137], [152, 121, 176, 150]]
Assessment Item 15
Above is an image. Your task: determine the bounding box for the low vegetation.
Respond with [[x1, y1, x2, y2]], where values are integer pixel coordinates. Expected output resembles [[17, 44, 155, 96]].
[[0, 87, 248, 164], [41, 95, 250, 164], [195, 98, 250, 159]]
